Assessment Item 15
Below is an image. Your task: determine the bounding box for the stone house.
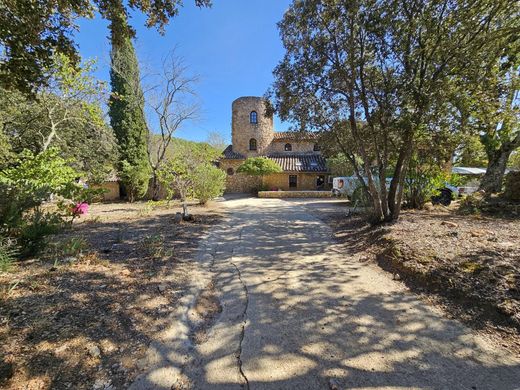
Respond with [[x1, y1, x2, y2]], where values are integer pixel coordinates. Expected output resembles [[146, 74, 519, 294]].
[[219, 96, 330, 193]]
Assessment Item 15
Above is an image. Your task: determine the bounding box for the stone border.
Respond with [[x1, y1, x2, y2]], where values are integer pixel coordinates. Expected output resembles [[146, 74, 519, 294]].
[[258, 190, 332, 198]]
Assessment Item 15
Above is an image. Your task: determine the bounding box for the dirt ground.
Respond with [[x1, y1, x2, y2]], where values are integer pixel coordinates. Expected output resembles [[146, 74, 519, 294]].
[[0, 201, 223, 390], [319, 202, 520, 353]]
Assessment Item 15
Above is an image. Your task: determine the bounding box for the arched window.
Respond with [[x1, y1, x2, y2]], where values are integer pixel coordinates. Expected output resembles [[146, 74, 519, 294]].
[[249, 138, 257, 150], [313, 143, 320, 151], [284, 143, 292, 151], [226, 168, 234, 176], [250, 111, 258, 124]]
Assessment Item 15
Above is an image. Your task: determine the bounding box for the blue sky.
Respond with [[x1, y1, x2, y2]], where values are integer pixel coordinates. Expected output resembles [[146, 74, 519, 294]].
[[76, 1, 293, 143]]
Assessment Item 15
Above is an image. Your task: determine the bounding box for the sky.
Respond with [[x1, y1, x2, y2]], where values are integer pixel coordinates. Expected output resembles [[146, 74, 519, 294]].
[[75, 0, 293, 144]]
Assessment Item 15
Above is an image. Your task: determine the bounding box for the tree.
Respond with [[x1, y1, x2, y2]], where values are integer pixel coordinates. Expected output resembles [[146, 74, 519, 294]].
[[206, 131, 228, 152], [147, 53, 199, 200], [157, 141, 220, 216], [476, 67, 519, 193], [270, 0, 516, 222], [0, 0, 212, 94], [237, 157, 282, 187], [0, 56, 116, 181], [455, 134, 488, 168], [509, 151, 520, 170], [108, 6, 150, 202], [192, 163, 226, 205]]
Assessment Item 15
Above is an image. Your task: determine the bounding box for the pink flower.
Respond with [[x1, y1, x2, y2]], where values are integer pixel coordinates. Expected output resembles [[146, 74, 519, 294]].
[[72, 202, 89, 216]]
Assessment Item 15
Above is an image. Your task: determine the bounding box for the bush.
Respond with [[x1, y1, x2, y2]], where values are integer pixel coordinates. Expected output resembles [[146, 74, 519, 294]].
[[192, 164, 226, 205], [19, 211, 63, 257], [504, 171, 520, 201], [119, 159, 150, 202], [351, 185, 371, 207], [0, 237, 18, 272], [0, 148, 86, 257]]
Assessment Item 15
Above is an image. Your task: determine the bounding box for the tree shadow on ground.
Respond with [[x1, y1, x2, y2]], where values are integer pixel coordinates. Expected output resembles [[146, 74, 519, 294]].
[[0, 206, 223, 389], [134, 199, 520, 389]]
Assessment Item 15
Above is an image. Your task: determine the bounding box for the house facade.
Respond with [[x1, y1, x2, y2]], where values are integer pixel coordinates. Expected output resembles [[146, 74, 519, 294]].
[[219, 96, 330, 193]]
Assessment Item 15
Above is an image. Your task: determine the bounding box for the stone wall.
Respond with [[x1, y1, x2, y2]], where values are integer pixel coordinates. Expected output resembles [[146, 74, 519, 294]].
[[263, 173, 330, 191], [219, 159, 260, 193], [258, 190, 332, 198], [92, 182, 120, 201], [267, 140, 318, 154], [231, 97, 274, 157]]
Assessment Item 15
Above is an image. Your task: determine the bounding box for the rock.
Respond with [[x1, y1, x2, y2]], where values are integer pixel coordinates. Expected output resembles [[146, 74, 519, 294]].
[[88, 345, 101, 358], [470, 230, 491, 238], [441, 221, 458, 228], [158, 284, 167, 293], [174, 212, 183, 224], [92, 379, 111, 390], [120, 269, 131, 276], [423, 202, 434, 211]]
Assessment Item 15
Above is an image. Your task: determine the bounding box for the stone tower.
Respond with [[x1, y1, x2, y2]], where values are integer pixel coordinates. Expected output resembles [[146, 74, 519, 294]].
[[231, 96, 274, 156]]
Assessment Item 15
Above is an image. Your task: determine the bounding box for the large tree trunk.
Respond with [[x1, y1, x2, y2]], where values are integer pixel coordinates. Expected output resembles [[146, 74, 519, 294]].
[[150, 170, 160, 201], [479, 147, 514, 193]]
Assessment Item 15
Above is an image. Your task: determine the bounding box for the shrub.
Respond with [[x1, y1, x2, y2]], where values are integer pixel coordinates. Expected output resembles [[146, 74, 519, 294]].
[[0, 148, 86, 257], [351, 185, 371, 207], [192, 164, 226, 205], [0, 237, 18, 272], [19, 211, 63, 257], [119, 159, 150, 202]]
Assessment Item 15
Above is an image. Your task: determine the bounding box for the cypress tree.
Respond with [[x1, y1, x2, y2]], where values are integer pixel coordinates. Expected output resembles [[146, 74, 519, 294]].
[[107, 2, 150, 202]]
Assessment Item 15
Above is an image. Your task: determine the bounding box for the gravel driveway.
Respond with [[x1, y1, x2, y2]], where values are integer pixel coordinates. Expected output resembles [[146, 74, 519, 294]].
[[132, 197, 520, 390]]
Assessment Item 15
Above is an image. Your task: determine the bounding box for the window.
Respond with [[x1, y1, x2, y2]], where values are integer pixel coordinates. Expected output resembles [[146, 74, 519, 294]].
[[227, 168, 234, 176], [249, 138, 257, 150], [250, 111, 258, 124], [289, 175, 297, 188], [313, 143, 320, 151], [284, 143, 292, 151]]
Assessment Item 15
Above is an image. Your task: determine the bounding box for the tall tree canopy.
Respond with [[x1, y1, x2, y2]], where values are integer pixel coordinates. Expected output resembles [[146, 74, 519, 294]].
[[0, 0, 212, 94], [271, 0, 517, 222], [108, 6, 150, 202]]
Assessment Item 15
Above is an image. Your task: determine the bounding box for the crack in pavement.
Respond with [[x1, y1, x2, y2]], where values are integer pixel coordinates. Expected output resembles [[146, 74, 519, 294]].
[[231, 260, 250, 390]]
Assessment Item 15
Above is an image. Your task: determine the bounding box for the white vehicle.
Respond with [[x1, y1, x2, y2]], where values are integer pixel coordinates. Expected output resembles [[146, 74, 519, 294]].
[[331, 176, 360, 197], [332, 176, 392, 198]]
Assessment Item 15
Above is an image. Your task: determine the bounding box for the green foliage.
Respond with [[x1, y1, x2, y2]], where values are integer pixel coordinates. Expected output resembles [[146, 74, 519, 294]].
[[0, 148, 87, 256], [119, 160, 150, 202], [508, 151, 520, 170], [270, 0, 516, 222], [351, 185, 370, 208], [404, 152, 452, 209], [0, 237, 18, 272], [157, 141, 222, 205], [46, 237, 89, 260], [18, 211, 64, 256], [0, 0, 212, 94], [0, 148, 78, 229], [456, 135, 488, 168], [108, 13, 150, 202], [192, 164, 226, 205], [327, 154, 355, 177], [237, 157, 282, 176], [0, 55, 116, 180]]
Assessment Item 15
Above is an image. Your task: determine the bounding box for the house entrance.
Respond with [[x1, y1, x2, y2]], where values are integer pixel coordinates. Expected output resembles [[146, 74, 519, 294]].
[[316, 175, 325, 190]]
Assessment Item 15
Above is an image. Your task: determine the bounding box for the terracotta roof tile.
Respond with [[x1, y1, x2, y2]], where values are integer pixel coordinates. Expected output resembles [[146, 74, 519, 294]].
[[222, 145, 245, 159], [266, 154, 328, 172], [272, 131, 319, 141]]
